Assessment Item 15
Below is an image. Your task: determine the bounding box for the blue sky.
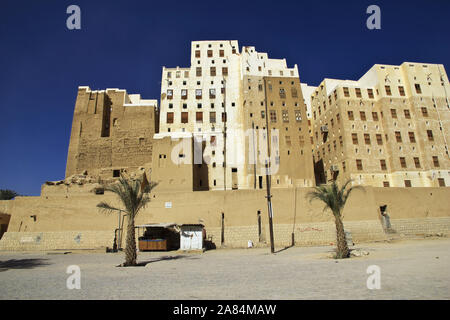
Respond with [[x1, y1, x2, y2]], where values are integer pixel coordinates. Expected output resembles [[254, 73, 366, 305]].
[[0, 0, 449, 195]]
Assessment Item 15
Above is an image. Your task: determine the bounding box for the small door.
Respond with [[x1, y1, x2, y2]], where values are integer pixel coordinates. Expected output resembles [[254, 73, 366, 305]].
[[232, 168, 238, 190], [181, 227, 203, 250]]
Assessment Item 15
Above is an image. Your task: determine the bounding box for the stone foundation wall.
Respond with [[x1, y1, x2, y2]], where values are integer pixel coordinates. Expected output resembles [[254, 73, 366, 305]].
[[0, 217, 448, 251], [388, 217, 450, 237], [0, 231, 114, 251], [206, 220, 388, 248]]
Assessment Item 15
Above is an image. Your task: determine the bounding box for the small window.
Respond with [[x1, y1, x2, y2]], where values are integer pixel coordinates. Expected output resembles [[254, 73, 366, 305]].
[[291, 87, 298, 98], [380, 159, 387, 170], [347, 111, 354, 120], [415, 84, 422, 94], [400, 157, 407, 168], [414, 157, 421, 168], [364, 133, 371, 145], [398, 86, 405, 96], [356, 159, 363, 170], [181, 89, 188, 99], [360, 111, 366, 121], [409, 132, 416, 143], [166, 112, 174, 124], [285, 135, 291, 146], [210, 112, 216, 123], [385, 86, 392, 96], [433, 156, 440, 167], [427, 130, 434, 141], [113, 170, 120, 177], [395, 131, 402, 143], [421, 107, 429, 117], [404, 180, 412, 187], [367, 89, 374, 99], [355, 88, 362, 98], [270, 110, 277, 123], [404, 109, 411, 119], [196, 112, 203, 123], [390, 109, 397, 118], [299, 135, 305, 146], [343, 87, 350, 97], [282, 110, 289, 122], [352, 133, 358, 145], [372, 112, 379, 121], [376, 134, 383, 145], [181, 112, 188, 123]]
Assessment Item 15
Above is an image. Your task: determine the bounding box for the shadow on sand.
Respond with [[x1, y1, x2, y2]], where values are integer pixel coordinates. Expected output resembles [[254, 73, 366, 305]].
[[274, 245, 294, 254], [0, 258, 51, 272], [117, 255, 200, 267]]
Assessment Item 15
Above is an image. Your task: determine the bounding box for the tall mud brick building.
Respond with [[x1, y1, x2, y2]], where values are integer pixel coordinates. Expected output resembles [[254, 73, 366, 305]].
[[310, 63, 450, 187], [65, 87, 158, 179], [158, 40, 314, 191]]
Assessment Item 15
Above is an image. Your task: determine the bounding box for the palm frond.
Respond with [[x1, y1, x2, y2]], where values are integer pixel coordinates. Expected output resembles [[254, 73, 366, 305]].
[[97, 173, 157, 220], [0, 189, 19, 200], [307, 179, 364, 218], [96, 202, 122, 215], [142, 181, 159, 194]]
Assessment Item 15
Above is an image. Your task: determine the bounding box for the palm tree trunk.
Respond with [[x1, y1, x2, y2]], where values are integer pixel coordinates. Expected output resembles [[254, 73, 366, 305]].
[[334, 213, 349, 259], [124, 217, 137, 266]]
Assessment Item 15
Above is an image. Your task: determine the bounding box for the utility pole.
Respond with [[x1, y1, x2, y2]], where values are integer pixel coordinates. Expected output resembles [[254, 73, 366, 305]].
[[263, 78, 275, 253], [252, 121, 257, 189], [223, 76, 227, 191], [117, 210, 122, 251]]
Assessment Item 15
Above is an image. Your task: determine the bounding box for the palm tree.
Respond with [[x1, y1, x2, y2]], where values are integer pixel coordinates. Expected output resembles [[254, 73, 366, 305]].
[[0, 189, 19, 200], [307, 180, 363, 259], [97, 174, 157, 266]]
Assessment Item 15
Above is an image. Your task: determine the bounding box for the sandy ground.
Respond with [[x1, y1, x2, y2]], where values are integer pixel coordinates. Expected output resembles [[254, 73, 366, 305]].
[[0, 238, 449, 300]]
